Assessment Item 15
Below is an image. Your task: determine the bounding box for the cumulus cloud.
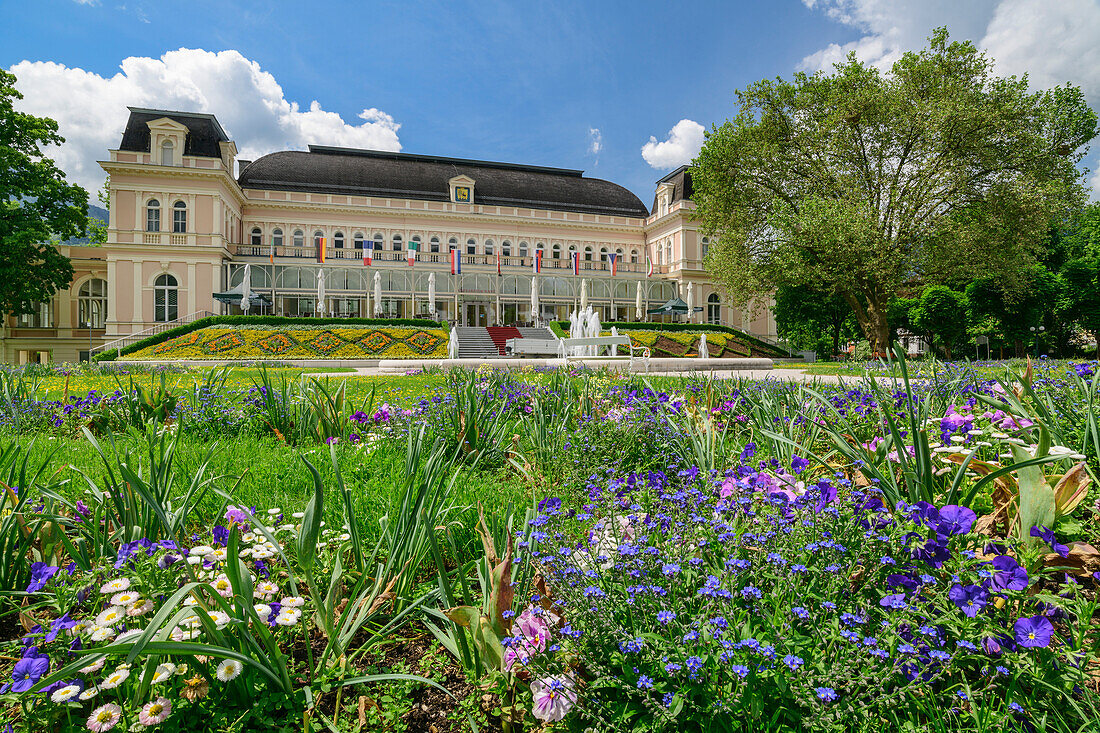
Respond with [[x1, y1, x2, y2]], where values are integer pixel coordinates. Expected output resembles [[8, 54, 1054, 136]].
[[7, 48, 402, 193], [799, 0, 1100, 199], [587, 127, 602, 162], [641, 119, 705, 170]]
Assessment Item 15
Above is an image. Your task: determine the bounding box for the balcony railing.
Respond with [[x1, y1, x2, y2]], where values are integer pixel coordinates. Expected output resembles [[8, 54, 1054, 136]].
[[231, 245, 662, 274]]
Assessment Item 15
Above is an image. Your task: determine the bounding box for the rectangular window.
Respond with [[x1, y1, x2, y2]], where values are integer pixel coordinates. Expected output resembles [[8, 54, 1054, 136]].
[[173, 208, 187, 233], [146, 208, 160, 232], [17, 301, 53, 328]]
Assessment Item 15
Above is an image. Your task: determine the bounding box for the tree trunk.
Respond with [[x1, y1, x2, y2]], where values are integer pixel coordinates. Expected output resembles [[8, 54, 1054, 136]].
[[843, 293, 890, 356]]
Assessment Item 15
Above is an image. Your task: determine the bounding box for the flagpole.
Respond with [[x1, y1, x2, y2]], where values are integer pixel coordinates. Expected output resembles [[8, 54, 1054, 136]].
[[270, 236, 276, 316]]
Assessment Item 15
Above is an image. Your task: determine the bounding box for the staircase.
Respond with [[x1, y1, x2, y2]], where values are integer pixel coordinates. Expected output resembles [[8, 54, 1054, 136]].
[[486, 326, 522, 355], [516, 327, 556, 341], [454, 327, 501, 359]]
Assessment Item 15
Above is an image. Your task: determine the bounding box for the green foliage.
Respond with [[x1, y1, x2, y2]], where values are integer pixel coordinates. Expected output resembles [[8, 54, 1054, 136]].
[[773, 285, 857, 356], [692, 28, 1097, 354], [909, 285, 968, 359], [0, 70, 89, 317]]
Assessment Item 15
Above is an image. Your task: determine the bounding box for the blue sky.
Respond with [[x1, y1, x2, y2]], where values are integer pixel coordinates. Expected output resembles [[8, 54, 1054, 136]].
[[3, 0, 1099, 202]]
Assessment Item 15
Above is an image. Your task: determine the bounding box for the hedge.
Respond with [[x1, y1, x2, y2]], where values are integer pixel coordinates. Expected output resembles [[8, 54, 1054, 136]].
[[551, 320, 791, 357], [96, 315, 443, 361]]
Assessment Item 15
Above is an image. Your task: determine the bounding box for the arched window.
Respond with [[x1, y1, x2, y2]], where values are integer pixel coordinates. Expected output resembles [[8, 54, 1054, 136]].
[[502, 240, 512, 256], [272, 229, 283, 247], [518, 241, 528, 257], [584, 246, 593, 262], [145, 199, 160, 232], [630, 248, 639, 264], [250, 227, 263, 247], [172, 201, 187, 233], [707, 293, 721, 325], [153, 274, 178, 323], [600, 247, 609, 262], [160, 139, 174, 166], [374, 233, 384, 252], [293, 229, 304, 248], [701, 237, 710, 260], [313, 231, 325, 259], [551, 244, 561, 260], [334, 231, 345, 249], [430, 236, 440, 253], [448, 237, 458, 251], [353, 232, 365, 250], [78, 278, 107, 329], [484, 239, 494, 256], [466, 238, 477, 255], [535, 243, 545, 259], [392, 234, 403, 252], [411, 235, 422, 257]]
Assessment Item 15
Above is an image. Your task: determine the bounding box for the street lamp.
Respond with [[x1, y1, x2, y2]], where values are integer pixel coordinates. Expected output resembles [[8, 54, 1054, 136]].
[[1029, 325, 1045, 358]]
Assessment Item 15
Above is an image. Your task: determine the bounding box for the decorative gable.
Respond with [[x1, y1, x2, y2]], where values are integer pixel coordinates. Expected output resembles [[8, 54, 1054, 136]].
[[449, 174, 475, 204], [146, 117, 189, 166]]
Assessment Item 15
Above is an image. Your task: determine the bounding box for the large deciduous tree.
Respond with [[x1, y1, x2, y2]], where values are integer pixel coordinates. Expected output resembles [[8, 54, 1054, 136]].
[[692, 29, 1097, 354], [0, 69, 88, 317]]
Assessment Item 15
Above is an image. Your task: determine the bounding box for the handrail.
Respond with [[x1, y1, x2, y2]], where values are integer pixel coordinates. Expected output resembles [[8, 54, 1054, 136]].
[[90, 310, 215, 357]]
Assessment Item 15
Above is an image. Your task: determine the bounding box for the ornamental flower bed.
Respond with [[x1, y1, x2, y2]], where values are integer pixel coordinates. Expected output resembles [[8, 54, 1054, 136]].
[[504, 467, 1099, 730], [600, 330, 753, 358], [125, 325, 448, 360]]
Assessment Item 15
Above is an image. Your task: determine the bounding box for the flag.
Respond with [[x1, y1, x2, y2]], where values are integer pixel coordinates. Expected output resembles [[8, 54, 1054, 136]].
[[496, 251, 501, 276], [407, 240, 417, 266], [607, 252, 618, 276], [450, 249, 462, 274], [571, 251, 579, 276], [270, 236, 275, 264], [533, 248, 542, 273], [646, 247, 653, 278], [363, 244, 372, 267], [317, 237, 326, 263]]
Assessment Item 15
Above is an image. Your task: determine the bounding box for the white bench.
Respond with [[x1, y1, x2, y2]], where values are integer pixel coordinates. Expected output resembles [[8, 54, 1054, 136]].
[[506, 338, 562, 356], [559, 336, 650, 369]]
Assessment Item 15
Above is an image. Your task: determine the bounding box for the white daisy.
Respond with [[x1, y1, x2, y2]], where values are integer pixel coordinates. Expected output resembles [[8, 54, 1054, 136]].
[[253, 604, 272, 619], [189, 545, 215, 556], [254, 582, 279, 598], [127, 599, 154, 617], [79, 656, 107, 674], [89, 626, 115, 642], [78, 687, 99, 701], [51, 683, 82, 703], [100, 578, 131, 594], [110, 591, 141, 606], [280, 596, 305, 608], [100, 668, 130, 689], [95, 606, 126, 627], [267, 507, 281, 515], [186, 556, 203, 565], [216, 659, 243, 682], [151, 662, 177, 683], [209, 548, 229, 562], [274, 609, 301, 626]]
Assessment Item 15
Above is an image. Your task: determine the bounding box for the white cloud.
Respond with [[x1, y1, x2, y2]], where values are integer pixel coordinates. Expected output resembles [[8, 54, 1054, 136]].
[[587, 127, 602, 158], [641, 119, 705, 170], [72, 0, 98, 4], [799, 0, 1100, 199], [7, 48, 402, 193]]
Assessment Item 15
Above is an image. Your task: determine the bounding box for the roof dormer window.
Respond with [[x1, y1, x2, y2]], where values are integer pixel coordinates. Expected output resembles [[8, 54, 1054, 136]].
[[449, 175, 475, 204], [161, 139, 174, 166]]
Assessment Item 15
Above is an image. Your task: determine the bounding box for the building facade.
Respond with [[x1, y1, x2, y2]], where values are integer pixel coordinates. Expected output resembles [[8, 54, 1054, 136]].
[[1, 107, 776, 364]]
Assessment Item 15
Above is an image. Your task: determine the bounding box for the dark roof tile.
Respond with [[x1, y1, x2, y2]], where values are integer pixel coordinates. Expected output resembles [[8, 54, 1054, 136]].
[[239, 147, 649, 218], [118, 107, 229, 159]]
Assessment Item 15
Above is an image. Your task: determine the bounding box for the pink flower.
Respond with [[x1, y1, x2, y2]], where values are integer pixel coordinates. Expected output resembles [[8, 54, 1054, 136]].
[[87, 703, 123, 732], [530, 675, 576, 722], [138, 697, 173, 725], [504, 609, 551, 671]]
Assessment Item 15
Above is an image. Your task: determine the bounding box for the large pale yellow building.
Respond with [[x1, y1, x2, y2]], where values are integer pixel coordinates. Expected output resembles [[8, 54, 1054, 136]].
[[1, 107, 776, 363]]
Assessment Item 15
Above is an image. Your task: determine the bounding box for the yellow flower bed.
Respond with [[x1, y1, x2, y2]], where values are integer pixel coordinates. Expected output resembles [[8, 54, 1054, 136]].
[[600, 330, 751, 358], [126, 326, 449, 360]]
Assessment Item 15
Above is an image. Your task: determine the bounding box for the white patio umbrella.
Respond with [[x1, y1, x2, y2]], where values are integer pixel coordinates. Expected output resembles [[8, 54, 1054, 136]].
[[315, 268, 326, 317], [373, 271, 383, 316], [240, 264, 252, 315], [427, 272, 437, 318], [530, 276, 540, 325], [634, 280, 643, 321], [579, 279, 588, 311], [685, 282, 694, 323]]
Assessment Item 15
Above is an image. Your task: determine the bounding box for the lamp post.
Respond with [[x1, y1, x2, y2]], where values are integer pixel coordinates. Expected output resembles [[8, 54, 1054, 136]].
[[1029, 325, 1046, 358]]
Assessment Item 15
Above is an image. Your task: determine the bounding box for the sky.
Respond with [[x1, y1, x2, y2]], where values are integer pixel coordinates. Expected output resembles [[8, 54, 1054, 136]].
[[3, 0, 1100, 204]]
